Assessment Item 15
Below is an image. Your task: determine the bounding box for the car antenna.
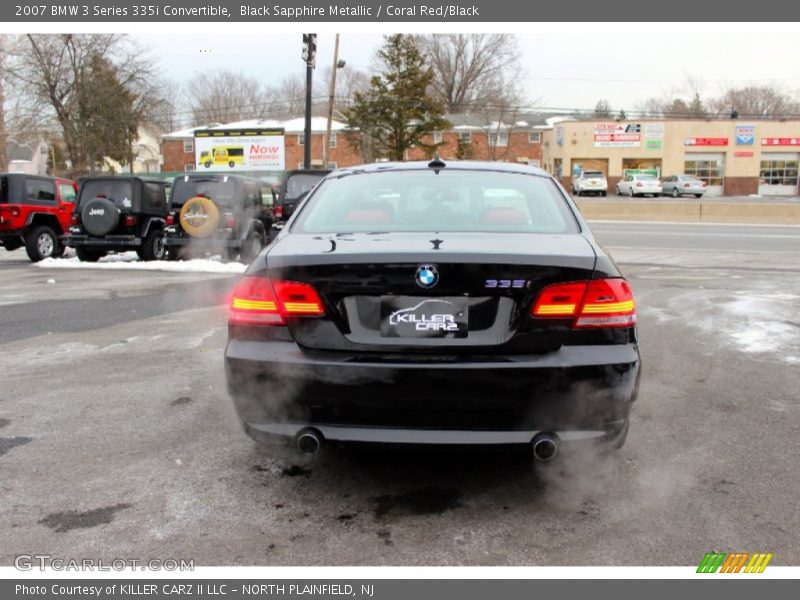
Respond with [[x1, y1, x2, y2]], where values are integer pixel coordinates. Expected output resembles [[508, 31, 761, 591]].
[[428, 153, 446, 174]]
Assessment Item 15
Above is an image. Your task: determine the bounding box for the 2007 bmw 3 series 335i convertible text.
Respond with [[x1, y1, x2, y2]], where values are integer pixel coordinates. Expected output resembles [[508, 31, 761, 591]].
[[224, 160, 641, 462]]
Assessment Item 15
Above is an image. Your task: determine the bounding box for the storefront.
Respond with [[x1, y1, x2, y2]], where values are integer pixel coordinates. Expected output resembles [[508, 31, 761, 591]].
[[542, 119, 800, 197], [759, 153, 799, 196]]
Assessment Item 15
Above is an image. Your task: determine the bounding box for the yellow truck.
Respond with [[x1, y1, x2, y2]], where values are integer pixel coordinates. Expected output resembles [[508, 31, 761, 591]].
[[199, 145, 245, 169]]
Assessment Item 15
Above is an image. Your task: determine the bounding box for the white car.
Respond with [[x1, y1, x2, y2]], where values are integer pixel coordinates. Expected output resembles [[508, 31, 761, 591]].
[[616, 174, 662, 197], [572, 170, 608, 197]]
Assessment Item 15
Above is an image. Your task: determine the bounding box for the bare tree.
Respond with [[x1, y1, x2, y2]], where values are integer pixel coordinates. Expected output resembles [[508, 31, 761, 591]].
[[5, 34, 164, 176], [708, 85, 800, 119], [0, 35, 8, 171], [416, 34, 523, 114], [186, 69, 269, 124]]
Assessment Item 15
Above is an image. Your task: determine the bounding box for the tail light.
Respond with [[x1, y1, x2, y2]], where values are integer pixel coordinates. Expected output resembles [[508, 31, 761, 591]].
[[229, 276, 325, 326], [224, 212, 235, 228], [702, 182, 707, 187], [124, 215, 137, 227], [635, 182, 643, 188], [532, 278, 636, 328], [70, 214, 79, 226], [684, 183, 691, 188], [166, 213, 175, 226], [274, 206, 283, 219]]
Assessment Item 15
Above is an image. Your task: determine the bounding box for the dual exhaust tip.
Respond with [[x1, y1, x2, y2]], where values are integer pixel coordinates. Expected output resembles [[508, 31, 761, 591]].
[[532, 432, 559, 462], [296, 428, 559, 461], [296, 428, 323, 455]]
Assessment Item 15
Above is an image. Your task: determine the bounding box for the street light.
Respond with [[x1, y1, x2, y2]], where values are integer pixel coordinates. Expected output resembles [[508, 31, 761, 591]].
[[324, 34, 344, 169]]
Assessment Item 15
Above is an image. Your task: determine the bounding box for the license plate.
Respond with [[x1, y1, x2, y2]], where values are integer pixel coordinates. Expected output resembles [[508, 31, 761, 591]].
[[380, 296, 468, 338]]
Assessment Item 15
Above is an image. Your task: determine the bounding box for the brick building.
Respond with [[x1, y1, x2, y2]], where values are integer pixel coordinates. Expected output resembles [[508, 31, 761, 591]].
[[160, 114, 547, 173]]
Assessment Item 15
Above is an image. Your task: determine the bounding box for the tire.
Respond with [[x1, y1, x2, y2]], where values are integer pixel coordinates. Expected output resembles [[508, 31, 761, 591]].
[[672, 187, 680, 198], [75, 246, 106, 262], [601, 191, 607, 197], [229, 161, 235, 168], [25, 225, 59, 262], [81, 197, 120, 236], [694, 194, 703, 198], [239, 232, 264, 264], [180, 196, 220, 238], [138, 229, 166, 261], [615, 185, 621, 195], [629, 188, 635, 197], [204, 161, 212, 168]]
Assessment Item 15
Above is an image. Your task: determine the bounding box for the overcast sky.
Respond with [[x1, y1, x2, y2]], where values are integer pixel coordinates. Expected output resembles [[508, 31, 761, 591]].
[[140, 32, 800, 114]]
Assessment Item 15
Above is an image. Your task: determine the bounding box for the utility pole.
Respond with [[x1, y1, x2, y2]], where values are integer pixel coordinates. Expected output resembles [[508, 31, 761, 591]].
[[324, 34, 341, 169], [302, 33, 317, 169]]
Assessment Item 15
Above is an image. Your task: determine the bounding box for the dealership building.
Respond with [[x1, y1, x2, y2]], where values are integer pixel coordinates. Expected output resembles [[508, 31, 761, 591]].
[[542, 119, 800, 196]]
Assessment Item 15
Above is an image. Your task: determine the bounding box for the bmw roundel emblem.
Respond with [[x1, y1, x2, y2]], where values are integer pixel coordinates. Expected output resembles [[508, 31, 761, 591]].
[[415, 264, 439, 288]]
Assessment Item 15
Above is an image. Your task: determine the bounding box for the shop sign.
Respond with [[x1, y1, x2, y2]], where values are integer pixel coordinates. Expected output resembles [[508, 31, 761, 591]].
[[735, 125, 755, 145], [734, 151, 754, 157], [684, 137, 728, 146], [594, 123, 641, 147], [646, 140, 662, 150], [761, 137, 800, 146], [645, 123, 664, 139]]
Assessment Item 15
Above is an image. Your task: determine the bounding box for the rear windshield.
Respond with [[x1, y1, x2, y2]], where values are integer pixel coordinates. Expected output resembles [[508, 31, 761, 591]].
[[284, 173, 326, 200], [171, 177, 237, 207], [294, 170, 578, 234], [637, 175, 657, 181], [583, 171, 604, 178], [80, 180, 134, 209]]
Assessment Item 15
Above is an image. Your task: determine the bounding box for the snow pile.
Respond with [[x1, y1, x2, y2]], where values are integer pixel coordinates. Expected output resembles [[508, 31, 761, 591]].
[[35, 253, 246, 274]]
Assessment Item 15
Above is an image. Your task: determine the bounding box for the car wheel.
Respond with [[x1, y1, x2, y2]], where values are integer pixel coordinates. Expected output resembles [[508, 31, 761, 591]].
[[615, 185, 621, 195], [629, 188, 635, 197], [694, 194, 703, 198], [229, 161, 235, 168], [75, 246, 106, 262], [165, 246, 183, 261], [240, 232, 264, 264], [672, 187, 680, 198], [138, 230, 166, 261], [25, 225, 59, 262], [601, 191, 607, 197], [204, 161, 212, 168]]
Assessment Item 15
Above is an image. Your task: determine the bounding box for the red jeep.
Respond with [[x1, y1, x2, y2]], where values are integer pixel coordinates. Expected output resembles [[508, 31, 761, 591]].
[[0, 173, 78, 262]]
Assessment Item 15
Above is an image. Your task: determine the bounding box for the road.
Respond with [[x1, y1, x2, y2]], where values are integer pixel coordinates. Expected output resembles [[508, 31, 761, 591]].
[[0, 222, 798, 566]]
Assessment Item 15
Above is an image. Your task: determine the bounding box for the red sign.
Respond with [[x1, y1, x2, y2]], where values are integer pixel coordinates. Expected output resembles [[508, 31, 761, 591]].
[[761, 137, 800, 146], [684, 137, 729, 146], [734, 151, 754, 157]]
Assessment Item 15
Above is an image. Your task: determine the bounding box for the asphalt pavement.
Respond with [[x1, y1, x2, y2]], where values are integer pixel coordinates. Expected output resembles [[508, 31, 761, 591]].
[[0, 222, 798, 566]]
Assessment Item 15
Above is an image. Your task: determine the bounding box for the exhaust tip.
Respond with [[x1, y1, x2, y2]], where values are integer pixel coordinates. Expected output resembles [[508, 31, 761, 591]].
[[296, 428, 323, 455], [532, 432, 559, 462]]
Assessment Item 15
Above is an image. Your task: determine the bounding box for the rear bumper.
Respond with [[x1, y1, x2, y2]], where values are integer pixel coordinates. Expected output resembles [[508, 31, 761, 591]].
[[64, 234, 141, 249], [225, 339, 641, 446], [163, 232, 240, 249]]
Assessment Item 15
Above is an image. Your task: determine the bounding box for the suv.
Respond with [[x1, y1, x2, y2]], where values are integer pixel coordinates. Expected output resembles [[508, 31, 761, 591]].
[[572, 170, 608, 197], [64, 176, 169, 262], [0, 173, 77, 262], [273, 169, 330, 226], [162, 174, 273, 263]]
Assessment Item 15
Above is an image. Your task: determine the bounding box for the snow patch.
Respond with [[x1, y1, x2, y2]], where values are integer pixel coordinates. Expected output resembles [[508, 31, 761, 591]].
[[35, 253, 246, 274]]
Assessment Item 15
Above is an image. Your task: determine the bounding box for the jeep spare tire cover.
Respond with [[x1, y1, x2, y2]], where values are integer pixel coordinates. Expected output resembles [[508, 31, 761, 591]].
[[81, 197, 120, 236], [180, 196, 220, 238]]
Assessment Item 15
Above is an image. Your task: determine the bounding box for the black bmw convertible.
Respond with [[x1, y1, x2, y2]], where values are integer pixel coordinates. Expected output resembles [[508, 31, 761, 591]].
[[224, 160, 641, 461]]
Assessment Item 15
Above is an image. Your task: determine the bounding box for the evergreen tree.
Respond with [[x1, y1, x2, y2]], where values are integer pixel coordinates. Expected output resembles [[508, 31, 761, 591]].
[[344, 35, 449, 161]]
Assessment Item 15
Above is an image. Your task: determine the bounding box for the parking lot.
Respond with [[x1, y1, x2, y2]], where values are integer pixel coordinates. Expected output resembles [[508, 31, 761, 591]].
[[0, 221, 798, 566]]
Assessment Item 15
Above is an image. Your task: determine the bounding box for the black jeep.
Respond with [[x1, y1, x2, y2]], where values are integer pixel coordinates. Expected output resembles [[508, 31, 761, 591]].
[[162, 174, 273, 263], [273, 169, 330, 225], [64, 176, 169, 262]]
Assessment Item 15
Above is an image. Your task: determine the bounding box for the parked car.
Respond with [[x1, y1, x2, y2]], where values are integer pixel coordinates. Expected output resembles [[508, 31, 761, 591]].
[[64, 176, 169, 262], [162, 174, 273, 263], [661, 175, 706, 198], [225, 160, 640, 462], [0, 173, 77, 262], [572, 170, 608, 196], [616, 174, 662, 197], [273, 169, 331, 226]]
